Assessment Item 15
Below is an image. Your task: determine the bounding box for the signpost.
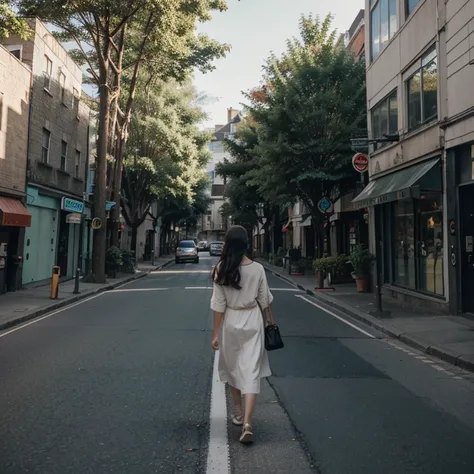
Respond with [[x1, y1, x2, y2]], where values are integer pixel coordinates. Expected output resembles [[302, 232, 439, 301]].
[[317, 197, 334, 215]]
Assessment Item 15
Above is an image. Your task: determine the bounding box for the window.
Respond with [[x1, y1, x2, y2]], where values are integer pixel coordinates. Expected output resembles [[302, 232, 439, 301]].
[[407, 47, 438, 130], [371, 0, 398, 61], [72, 88, 80, 108], [371, 90, 398, 148], [75, 150, 81, 178], [406, 0, 421, 15], [6, 45, 22, 61], [59, 72, 66, 103], [42, 128, 51, 163], [393, 199, 416, 289], [44, 55, 52, 91], [60, 140, 68, 171]]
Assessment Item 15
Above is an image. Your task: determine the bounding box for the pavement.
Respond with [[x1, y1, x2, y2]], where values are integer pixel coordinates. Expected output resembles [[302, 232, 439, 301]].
[[0, 257, 173, 331], [1, 253, 474, 473], [257, 259, 474, 374]]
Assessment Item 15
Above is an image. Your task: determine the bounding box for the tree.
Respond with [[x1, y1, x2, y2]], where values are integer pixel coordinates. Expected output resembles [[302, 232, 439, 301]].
[[0, 4, 31, 39], [247, 14, 367, 256], [15, 0, 231, 282]]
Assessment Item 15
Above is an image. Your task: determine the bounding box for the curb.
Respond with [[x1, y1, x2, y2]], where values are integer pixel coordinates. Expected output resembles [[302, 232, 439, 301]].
[[0, 259, 174, 333], [261, 261, 474, 374]]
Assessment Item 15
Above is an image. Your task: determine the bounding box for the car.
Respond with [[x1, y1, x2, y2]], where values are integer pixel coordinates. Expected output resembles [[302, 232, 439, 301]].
[[175, 240, 199, 264], [209, 241, 224, 257], [197, 241, 208, 251]]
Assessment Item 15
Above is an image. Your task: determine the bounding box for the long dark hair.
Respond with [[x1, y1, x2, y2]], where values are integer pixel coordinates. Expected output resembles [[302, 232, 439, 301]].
[[212, 225, 249, 289]]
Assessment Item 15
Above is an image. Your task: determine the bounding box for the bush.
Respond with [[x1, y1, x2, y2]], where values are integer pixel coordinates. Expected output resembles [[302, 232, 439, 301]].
[[313, 255, 350, 277], [106, 246, 123, 272], [349, 245, 375, 276]]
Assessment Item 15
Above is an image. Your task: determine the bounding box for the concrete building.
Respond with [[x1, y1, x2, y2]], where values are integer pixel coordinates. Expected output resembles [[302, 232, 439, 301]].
[[2, 19, 91, 285], [0, 45, 32, 294], [201, 108, 242, 242], [353, 0, 474, 316]]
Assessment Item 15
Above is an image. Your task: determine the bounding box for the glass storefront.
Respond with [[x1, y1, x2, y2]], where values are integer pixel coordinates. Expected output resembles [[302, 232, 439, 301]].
[[383, 192, 444, 297]]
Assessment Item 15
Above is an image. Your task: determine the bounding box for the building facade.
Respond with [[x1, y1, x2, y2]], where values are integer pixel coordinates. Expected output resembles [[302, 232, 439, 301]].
[[2, 19, 91, 285], [0, 45, 32, 294], [354, 0, 474, 315]]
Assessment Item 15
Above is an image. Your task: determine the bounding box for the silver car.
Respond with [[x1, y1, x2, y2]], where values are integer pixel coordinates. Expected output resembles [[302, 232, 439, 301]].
[[209, 241, 224, 257], [175, 240, 199, 264]]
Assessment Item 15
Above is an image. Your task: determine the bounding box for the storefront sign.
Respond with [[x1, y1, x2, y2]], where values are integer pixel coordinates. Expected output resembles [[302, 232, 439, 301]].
[[352, 153, 369, 173], [66, 213, 82, 224], [317, 197, 334, 215], [61, 197, 84, 214], [106, 201, 116, 211]]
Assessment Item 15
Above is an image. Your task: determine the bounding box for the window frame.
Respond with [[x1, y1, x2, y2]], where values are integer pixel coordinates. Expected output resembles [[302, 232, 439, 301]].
[[60, 140, 68, 171], [75, 149, 81, 178], [59, 71, 66, 104], [406, 46, 438, 131], [42, 128, 51, 164], [406, 0, 421, 17], [43, 55, 52, 91], [6, 44, 23, 61], [370, 0, 398, 61], [72, 88, 80, 109], [371, 89, 398, 150]]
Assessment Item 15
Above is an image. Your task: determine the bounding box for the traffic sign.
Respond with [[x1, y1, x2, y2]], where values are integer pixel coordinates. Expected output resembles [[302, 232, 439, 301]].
[[318, 197, 334, 215], [352, 153, 369, 173]]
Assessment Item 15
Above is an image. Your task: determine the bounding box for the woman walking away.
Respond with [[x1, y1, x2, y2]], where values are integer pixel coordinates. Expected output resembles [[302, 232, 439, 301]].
[[210, 225, 273, 444]]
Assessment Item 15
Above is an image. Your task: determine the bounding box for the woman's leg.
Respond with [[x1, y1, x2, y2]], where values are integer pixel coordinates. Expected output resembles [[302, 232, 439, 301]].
[[229, 385, 243, 416], [243, 394, 257, 426]]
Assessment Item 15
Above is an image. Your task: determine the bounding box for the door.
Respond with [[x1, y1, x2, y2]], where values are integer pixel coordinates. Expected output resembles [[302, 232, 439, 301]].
[[460, 184, 474, 314], [57, 211, 69, 277]]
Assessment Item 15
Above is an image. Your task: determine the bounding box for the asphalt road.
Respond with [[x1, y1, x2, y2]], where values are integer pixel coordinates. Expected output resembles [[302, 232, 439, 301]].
[[1, 253, 474, 474]]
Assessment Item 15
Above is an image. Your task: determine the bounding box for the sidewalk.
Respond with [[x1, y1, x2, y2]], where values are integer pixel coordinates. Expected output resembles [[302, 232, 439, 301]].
[[0, 256, 173, 332], [258, 259, 474, 373]]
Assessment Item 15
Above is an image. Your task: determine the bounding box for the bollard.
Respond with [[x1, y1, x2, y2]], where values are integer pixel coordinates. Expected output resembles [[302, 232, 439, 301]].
[[151, 249, 155, 267], [50, 265, 61, 299], [73, 268, 80, 294]]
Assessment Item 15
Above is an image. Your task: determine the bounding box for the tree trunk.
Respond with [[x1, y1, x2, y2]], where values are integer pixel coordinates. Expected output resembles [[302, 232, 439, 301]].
[[110, 135, 126, 247], [92, 68, 110, 283], [131, 225, 138, 257]]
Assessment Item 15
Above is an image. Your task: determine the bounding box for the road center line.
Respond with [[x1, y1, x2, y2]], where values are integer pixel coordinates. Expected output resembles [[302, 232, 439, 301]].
[[108, 288, 169, 293], [206, 351, 229, 474], [295, 295, 375, 338]]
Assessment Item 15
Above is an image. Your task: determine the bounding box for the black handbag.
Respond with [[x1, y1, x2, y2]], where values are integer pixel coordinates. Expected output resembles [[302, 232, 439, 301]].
[[259, 300, 284, 351]]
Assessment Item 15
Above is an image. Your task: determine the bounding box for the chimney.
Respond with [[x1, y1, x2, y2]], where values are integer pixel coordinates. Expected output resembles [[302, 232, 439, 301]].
[[227, 107, 239, 123]]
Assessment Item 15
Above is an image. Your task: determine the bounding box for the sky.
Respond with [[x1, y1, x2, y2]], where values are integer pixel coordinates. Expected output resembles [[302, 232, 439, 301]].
[[194, 0, 365, 128]]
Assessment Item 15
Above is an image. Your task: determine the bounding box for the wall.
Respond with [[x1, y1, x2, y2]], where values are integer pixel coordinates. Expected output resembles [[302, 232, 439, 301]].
[[0, 46, 31, 197]]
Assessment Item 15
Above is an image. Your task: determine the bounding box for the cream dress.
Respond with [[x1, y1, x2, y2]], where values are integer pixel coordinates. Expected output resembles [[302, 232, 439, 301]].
[[210, 261, 273, 394]]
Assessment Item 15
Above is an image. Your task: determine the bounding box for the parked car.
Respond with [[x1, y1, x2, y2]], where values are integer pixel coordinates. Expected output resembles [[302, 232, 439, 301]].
[[209, 241, 224, 256], [175, 240, 199, 264], [197, 241, 208, 251]]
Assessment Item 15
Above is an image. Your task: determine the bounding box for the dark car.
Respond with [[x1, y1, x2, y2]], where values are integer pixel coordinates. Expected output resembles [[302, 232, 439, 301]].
[[209, 241, 224, 257], [175, 240, 199, 264]]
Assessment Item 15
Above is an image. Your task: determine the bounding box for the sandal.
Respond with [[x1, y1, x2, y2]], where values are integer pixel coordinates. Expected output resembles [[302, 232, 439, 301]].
[[232, 414, 243, 426], [239, 423, 253, 444]]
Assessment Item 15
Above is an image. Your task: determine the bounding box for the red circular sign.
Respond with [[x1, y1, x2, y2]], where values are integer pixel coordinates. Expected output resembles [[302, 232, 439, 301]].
[[352, 153, 369, 173]]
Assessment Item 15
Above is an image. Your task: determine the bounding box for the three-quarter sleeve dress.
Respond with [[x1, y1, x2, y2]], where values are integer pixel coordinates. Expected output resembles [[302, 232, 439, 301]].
[[210, 262, 273, 394]]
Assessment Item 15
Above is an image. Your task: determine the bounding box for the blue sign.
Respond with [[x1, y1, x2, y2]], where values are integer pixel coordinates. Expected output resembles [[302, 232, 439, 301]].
[[106, 201, 116, 211], [317, 197, 334, 215], [61, 197, 84, 213]]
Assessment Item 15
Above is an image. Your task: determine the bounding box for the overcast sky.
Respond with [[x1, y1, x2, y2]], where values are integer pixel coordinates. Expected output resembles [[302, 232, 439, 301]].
[[194, 0, 365, 128]]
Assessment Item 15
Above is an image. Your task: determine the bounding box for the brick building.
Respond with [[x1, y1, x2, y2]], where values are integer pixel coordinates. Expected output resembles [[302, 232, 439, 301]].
[[2, 19, 91, 285], [0, 45, 32, 294]]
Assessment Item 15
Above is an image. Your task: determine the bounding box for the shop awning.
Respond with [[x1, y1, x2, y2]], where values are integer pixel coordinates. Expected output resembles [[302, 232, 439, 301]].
[[0, 197, 32, 227], [352, 158, 440, 208]]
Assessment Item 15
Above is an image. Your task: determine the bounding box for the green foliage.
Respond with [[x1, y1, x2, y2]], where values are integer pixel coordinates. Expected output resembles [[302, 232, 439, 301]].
[[0, 3, 31, 40], [106, 246, 123, 270], [349, 245, 375, 275], [313, 255, 349, 275]]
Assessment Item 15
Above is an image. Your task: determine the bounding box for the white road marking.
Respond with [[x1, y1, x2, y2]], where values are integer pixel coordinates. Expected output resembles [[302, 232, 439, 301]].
[[151, 270, 210, 274], [0, 292, 105, 338], [295, 295, 375, 338], [108, 288, 169, 293], [186, 287, 210, 290], [269, 288, 302, 292], [206, 351, 229, 474]]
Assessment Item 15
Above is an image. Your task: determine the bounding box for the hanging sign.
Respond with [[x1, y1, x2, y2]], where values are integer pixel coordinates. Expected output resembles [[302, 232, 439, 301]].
[[317, 197, 334, 215], [61, 197, 84, 213], [352, 153, 369, 173], [66, 213, 81, 224], [91, 217, 102, 230]]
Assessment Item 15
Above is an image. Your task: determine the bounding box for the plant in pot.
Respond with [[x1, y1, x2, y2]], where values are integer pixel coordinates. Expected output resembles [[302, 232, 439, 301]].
[[349, 245, 375, 292], [106, 246, 123, 278], [313, 256, 335, 288], [290, 258, 306, 276]]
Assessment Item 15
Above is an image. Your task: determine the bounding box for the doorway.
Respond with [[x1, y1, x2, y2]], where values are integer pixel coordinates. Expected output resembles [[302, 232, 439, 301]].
[[57, 211, 69, 277], [460, 184, 474, 314]]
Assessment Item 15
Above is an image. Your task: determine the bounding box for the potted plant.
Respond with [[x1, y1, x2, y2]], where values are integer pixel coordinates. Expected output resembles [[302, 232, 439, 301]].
[[349, 245, 375, 292], [313, 256, 336, 288], [106, 246, 123, 278], [290, 259, 306, 276]]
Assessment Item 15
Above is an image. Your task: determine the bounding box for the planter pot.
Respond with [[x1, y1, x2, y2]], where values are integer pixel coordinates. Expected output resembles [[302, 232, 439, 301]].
[[354, 275, 369, 292]]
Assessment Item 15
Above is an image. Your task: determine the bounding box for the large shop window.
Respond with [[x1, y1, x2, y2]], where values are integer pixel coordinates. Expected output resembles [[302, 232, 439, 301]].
[[407, 47, 438, 130], [370, 0, 398, 61], [392, 193, 444, 296], [371, 90, 398, 150]]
